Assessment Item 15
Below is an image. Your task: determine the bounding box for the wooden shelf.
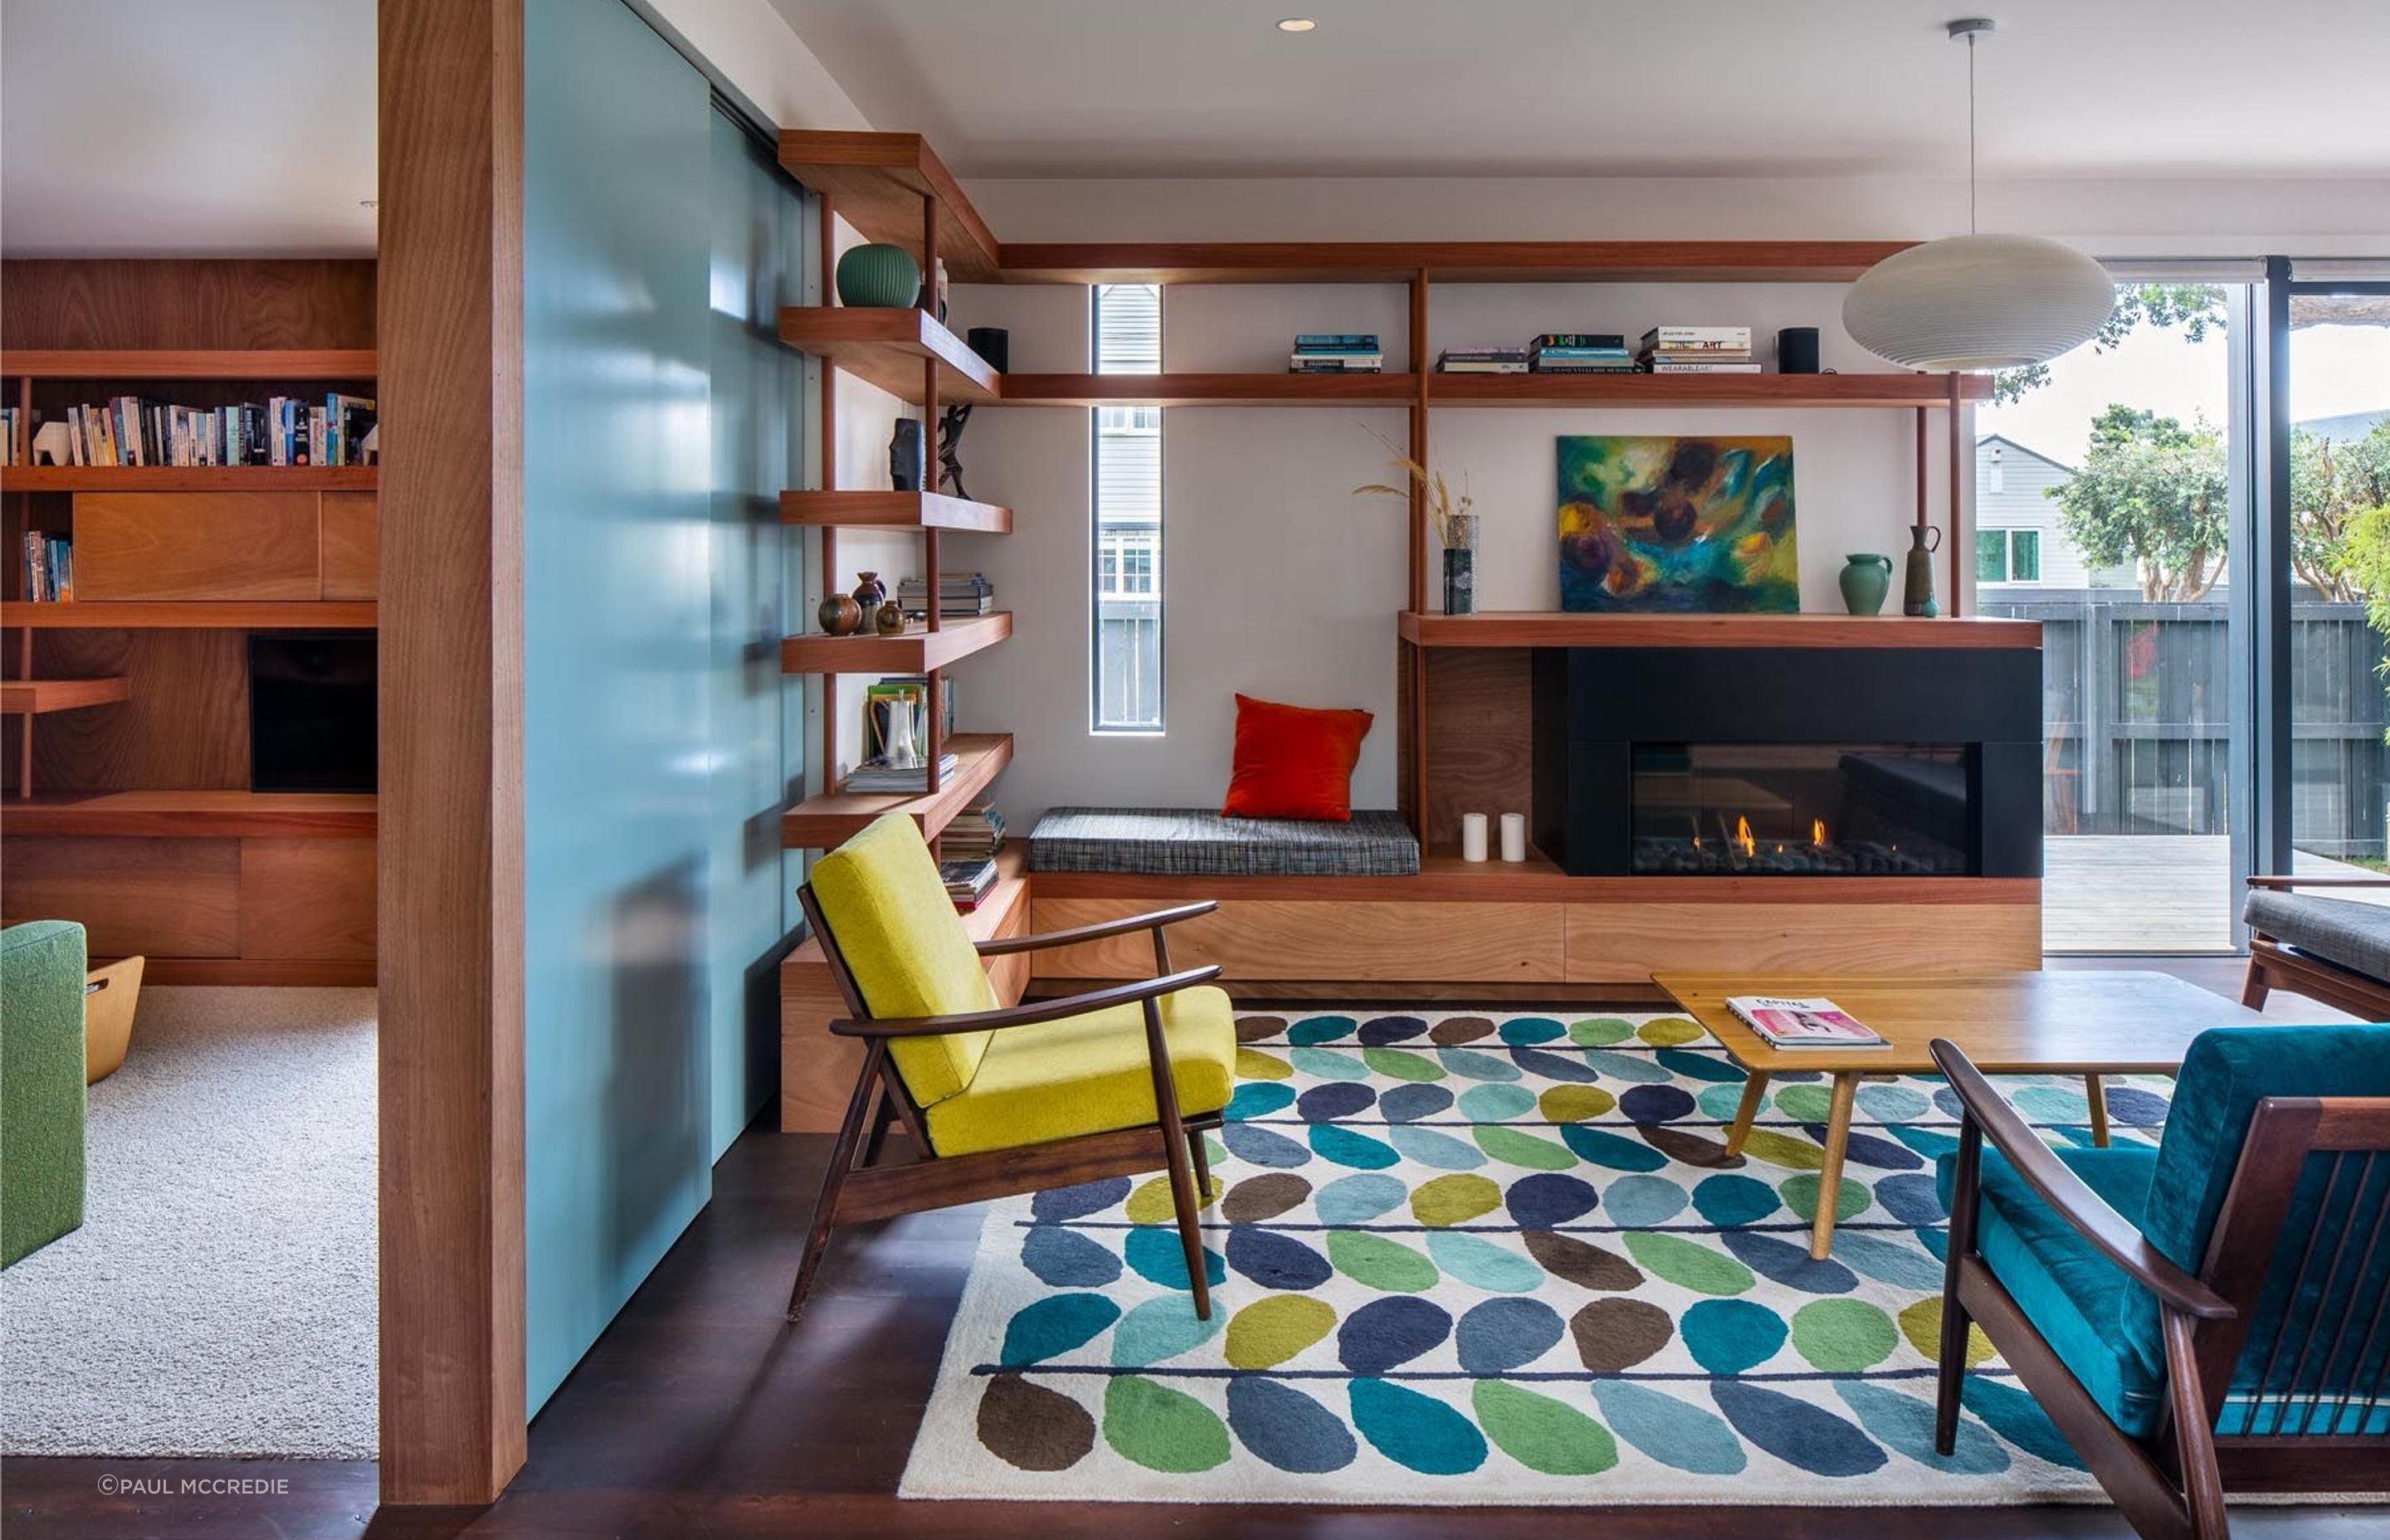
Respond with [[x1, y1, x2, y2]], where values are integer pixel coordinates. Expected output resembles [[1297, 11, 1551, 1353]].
[[781, 733, 1012, 849], [778, 490, 1011, 534], [997, 241, 1924, 285], [1, 789, 376, 838], [995, 373, 1420, 407], [781, 612, 1009, 675], [1419, 843, 1567, 879], [1, 677, 129, 714], [1, 465, 376, 492], [2, 601, 378, 629], [777, 307, 999, 405], [1430, 372, 1989, 408], [1398, 612, 2041, 650], [778, 132, 1001, 284], [2, 348, 377, 379]]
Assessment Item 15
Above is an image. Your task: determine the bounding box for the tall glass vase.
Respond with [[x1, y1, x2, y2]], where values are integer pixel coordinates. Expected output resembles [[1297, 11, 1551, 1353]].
[[1442, 514, 1479, 616]]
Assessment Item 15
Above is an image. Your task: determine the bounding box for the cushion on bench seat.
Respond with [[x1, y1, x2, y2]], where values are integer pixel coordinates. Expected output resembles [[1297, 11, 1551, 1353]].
[[2245, 889, 2390, 982], [1028, 807, 1421, 878]]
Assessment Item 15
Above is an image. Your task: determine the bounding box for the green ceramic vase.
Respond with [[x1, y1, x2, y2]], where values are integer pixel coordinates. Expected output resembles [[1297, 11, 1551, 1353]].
[[835, 244, 922, 309], [1839, 553, 1893, 616]]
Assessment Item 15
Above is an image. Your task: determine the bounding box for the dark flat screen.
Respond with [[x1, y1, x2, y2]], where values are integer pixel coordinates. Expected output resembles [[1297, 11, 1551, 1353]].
[[249, 634, 376, 793]]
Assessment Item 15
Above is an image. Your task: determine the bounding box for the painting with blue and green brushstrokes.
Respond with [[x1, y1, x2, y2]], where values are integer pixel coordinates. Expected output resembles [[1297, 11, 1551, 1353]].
[[1557, 435, 1798, 612]]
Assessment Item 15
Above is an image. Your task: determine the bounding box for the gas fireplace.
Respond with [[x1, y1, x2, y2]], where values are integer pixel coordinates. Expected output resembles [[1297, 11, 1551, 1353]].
[[1630, 743, 1968, 876]]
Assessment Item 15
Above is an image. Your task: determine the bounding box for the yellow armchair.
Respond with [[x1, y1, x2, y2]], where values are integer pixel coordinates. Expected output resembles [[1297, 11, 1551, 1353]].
[[788, 814, 1236, 1322]]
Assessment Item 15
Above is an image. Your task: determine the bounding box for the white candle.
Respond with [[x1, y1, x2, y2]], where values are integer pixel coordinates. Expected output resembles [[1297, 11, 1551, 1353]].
[[1460, 813, 1490, 863], [1500, 812, 1529, 863]]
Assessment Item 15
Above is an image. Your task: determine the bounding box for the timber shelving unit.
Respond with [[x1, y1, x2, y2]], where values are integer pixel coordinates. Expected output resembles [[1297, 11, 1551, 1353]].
[[771, 129, 2031, 1129], [2, 337, 379, 983]]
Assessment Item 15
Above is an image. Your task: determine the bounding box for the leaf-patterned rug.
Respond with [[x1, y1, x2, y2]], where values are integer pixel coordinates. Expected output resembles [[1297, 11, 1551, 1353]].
[[900, 1009, 2163, 1504]]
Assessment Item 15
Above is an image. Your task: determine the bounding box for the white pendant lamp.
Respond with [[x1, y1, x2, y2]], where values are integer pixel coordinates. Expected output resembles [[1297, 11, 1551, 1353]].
[[1842, 19, 2114, 372]]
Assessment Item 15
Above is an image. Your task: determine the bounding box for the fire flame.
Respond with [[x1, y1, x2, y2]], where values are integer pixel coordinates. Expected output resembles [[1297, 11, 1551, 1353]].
[[1734, 816, 1755, 859], [1812, 818, 1827, 847]]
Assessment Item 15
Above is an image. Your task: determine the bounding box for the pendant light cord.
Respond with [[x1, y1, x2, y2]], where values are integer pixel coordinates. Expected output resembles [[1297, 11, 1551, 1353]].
[[1967, 32, 1979, 235]]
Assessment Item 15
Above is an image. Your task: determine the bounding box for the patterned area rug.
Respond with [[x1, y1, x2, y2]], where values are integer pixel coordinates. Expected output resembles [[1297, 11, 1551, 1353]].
[[901, 1009, 2168, 1505]]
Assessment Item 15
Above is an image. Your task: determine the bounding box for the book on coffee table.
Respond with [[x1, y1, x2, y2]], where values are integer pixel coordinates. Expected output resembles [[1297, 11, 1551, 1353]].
[[1724, 996, 1888, 1050]]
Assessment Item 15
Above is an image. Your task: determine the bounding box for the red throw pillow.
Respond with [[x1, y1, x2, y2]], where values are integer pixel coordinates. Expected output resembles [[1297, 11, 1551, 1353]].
[[1223, 694, 1373, 822]]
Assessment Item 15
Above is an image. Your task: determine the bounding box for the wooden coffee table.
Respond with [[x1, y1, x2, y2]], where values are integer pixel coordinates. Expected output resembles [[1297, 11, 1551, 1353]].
[[1651, 971, 2271, 1260]]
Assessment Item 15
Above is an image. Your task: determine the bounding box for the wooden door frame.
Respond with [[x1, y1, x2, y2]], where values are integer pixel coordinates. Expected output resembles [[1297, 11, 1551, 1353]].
[[377, 0, 529, 1506]]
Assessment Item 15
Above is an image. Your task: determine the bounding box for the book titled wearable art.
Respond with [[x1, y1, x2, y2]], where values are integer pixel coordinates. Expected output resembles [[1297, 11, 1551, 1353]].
[[1725, 996, 1889, 1049]]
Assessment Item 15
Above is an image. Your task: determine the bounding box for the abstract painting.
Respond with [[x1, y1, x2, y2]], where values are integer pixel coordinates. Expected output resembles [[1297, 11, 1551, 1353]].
[[1558, 436, 1798, 612]]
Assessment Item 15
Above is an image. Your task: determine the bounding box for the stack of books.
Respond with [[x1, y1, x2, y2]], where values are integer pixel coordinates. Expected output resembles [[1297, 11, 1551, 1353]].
[[0, 406, 27, 465], [1725, 995, 1888, 1050], [1531, 334, 1636, 373], [896, 573, 996, 618], [843, 751, 960, 795], [1639, 327, 1760, 374], [939, 855, 1000, 911], [1436, 346, 1531, 374], [38, 393, 376, 467], [1289, 334, 1383, 373], [942, 794, 1006, 864], [19, 532, 74, 602]]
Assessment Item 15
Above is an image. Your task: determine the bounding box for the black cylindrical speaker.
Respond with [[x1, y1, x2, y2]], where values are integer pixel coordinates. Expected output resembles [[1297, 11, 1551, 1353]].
[[966, 326, 1010, 373], [1777, 327, 1821, 374]]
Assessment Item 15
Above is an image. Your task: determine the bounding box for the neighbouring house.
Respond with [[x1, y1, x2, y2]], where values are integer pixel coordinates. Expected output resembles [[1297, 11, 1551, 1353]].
[[1974, 433, 2134, 591]]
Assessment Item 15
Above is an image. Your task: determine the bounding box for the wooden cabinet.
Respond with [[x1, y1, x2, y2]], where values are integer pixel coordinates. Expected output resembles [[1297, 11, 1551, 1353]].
[[70, 490, 377, 602]]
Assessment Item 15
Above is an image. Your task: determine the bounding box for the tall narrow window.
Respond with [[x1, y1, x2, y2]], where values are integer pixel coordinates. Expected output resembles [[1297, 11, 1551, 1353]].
[[1091, 284, 1163, 732]]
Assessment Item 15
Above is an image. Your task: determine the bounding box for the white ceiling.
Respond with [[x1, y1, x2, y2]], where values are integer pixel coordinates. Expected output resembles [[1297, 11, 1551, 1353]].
[[1, 0, 377, 257], [770, 0, 2390, 180]]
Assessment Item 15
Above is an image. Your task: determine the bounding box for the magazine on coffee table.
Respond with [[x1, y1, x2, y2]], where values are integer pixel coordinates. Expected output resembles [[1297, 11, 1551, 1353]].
[[1724, 996, 1889, 1050]]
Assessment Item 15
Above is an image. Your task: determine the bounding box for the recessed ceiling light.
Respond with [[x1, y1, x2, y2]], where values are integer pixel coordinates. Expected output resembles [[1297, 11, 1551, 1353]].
[[1277, 18, 1316, 32]]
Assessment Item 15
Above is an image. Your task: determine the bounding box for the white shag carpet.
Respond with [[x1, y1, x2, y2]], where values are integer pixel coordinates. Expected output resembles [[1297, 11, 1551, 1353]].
[[1, 987, 378, 1458]]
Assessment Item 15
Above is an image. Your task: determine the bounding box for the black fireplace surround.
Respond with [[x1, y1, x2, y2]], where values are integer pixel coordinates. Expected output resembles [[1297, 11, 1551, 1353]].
[[1530, 646, 2042, 879]]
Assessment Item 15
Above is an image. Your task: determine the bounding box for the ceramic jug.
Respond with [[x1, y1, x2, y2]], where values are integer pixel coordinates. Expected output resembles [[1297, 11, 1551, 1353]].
[[1839, 553, 1893, 616], [1902, 525, 1941, 617]]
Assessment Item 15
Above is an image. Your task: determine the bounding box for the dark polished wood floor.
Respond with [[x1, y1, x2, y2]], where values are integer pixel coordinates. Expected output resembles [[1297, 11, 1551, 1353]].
[[7, 961, 2380, 1539]]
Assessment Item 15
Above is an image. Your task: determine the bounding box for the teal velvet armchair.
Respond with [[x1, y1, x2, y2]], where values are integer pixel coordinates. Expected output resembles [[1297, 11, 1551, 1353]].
[[1931, 1026, 2390, 1540], [2, 920, 90, 1268]]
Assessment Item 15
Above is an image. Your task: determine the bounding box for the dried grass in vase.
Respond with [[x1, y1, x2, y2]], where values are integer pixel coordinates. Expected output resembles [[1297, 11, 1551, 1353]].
[[1351, 426, 1475, 549]]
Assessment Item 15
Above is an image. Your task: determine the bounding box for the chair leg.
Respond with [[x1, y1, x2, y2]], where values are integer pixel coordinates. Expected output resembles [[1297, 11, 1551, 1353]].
[[1141, 997, 1212, 1320], [2084, 1073, 2111, 1148], [1188, 1125, 1214, 1207], [2163, 1309, 2229, 1540], [2240, 953, 2270, 1010], [1935, 1118, 1983, 1455], [788, 1047, 886, 1324]]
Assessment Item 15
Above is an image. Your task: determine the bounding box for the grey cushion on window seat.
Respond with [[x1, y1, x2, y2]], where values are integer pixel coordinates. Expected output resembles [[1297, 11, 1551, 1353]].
[[2245, 888, 2390, 982], [1027, 807, 1420, 878]]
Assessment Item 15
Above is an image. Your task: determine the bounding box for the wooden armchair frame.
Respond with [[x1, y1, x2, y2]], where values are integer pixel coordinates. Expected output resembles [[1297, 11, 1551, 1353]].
[[2240, 874, 2390, 1021], [1931, 1038, 2390, 1540], [786, 888, 1226, 1323]]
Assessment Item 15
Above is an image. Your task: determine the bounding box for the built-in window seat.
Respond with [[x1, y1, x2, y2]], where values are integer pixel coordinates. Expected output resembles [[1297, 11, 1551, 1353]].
[[1026, 807, 1421, 879]]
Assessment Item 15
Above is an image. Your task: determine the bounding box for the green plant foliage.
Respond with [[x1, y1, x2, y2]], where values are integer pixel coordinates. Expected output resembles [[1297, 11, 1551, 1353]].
[[2047, 405, 2229, 600]]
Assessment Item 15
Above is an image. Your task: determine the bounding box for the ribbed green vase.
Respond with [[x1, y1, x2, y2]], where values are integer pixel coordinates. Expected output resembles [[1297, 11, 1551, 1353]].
[[836, 244, 922, 309]]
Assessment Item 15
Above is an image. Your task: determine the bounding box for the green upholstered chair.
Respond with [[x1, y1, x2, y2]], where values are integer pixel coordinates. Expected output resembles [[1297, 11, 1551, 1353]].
[[3, 920, 90, 1268], [788, 814, 1236, 1322], [1932, 1026, 2390, 1540]]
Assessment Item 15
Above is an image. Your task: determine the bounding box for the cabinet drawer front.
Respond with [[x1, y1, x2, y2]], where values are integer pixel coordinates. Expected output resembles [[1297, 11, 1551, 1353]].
[[1032, 898, 1564, 982], [1, 837, 241, 957], [321, 492, 378, 600], [76, 492, 320, 601]]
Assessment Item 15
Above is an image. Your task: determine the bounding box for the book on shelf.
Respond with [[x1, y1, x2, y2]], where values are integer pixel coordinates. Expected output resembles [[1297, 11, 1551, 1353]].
[[1532, 361, 1641, 374], [1289, 354, 1383, 373], [842, 751, 961, 795], [1644, 361, 1764, 374], [939, 855, 1000, 910], [1437, 360, 1530, 374], [1725, 997, 1888, 1050], [19, 532, 74, 602], [1294, 333, 1380, 351], [1641, 326, 1752, 348], [1534, 333, 1627, 350], [44, 392, 376, 469], [896, 573, 997, 616], [942, 794, 1007, 862]]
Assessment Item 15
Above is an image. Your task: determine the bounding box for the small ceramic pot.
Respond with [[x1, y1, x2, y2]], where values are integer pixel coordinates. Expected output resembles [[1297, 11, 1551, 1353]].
[[817, 593, 862, 636], [1839, 553, 1893, 616], [850, 572, 887, 612], [835, 244, 921, 309], [875, 599, 906, 636]]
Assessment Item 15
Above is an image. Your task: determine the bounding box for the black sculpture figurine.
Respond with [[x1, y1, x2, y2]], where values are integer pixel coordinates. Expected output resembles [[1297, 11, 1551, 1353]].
[[938, 402, 973, 500]]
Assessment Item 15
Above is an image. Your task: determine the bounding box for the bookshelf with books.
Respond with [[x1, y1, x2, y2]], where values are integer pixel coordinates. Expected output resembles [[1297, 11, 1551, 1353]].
[[1, 260, 380, 984]]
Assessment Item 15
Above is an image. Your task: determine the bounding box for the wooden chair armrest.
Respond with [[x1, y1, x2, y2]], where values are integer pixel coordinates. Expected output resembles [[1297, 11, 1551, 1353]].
[[830, 964, 1224, 1038], [1930, 1038, 2234, 1321], [976, 900, 1220, 957], [2246, 874, 2390, 889]]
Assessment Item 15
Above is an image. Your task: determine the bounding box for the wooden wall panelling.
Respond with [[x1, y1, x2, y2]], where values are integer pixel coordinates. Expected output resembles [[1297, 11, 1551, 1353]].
[[0, 837, 241, 957], [16, 628, 249, 792], [1422, 646, 1530, 850], [73, 491, 323, 601], [241, 838, 378, 960], [322, 491, 379, 600], [0, 259, 377, 350], [377, 0, 526, 1506], [1030, 897, 1567, 983], [1562, 901, 2043, 982]]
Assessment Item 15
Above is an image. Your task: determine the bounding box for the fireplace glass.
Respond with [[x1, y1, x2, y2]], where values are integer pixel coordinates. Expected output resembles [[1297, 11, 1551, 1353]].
[[1631, 743, 1971, 875]]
